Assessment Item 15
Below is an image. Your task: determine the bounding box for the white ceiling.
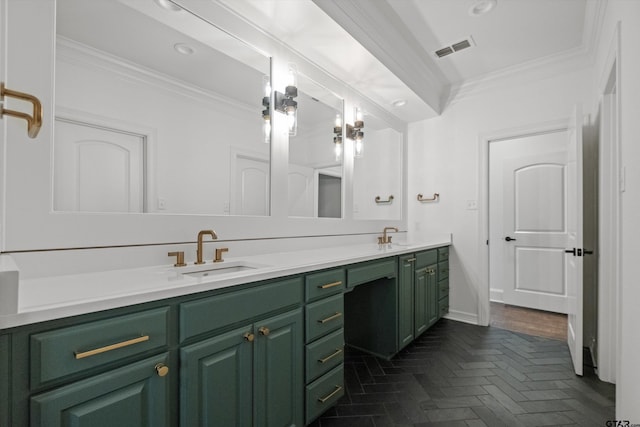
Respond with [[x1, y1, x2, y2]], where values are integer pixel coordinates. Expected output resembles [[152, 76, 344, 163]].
[[217, 0, 599, 122]]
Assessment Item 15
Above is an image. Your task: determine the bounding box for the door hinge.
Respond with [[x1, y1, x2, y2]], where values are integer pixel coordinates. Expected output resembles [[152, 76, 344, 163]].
[[486, 240, 489, 246]]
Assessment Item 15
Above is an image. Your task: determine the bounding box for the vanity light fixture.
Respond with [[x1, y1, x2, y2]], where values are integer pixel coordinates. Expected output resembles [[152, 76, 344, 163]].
[[274, 64, 298, 136], [333, 113, 343, 161], [348, 107, 365, 158], [262, 75, 271, 144]]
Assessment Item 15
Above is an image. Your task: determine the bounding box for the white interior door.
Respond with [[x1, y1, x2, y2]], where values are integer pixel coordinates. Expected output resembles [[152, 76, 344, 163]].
[[288, 164, 314, 217], [230, 155, 269, 216], [501, 150, 569, 313], [54, 119, 144, 213], [567, 105, 584, 376]]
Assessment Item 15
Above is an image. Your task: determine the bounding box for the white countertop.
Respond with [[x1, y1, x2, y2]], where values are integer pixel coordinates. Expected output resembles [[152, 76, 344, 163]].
[[0, 237, 450, 330]]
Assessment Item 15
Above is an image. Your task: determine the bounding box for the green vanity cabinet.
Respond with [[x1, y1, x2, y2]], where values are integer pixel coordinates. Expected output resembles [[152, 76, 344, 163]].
[[1, 334, 9, 427], [398, 255, 416, 350], [181, 309, 304, 427], [398, 250, 439, 351], [304, 268, 345, 424], [437, 247, 450, 319], [30, 353, 171, 427]]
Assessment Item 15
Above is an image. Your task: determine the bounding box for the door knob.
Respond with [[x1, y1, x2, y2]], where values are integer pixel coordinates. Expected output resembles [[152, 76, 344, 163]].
[[505, 236, 516, 242], [565, 248, 576, 256]]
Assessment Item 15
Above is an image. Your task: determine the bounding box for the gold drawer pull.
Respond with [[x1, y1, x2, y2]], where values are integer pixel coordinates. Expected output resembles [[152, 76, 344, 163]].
[[318, 348, 343, 364], [318, 385, 343, 403], [74, 335, 150, 360], [318, 312, 342, 324], [406, 258, 416, 263], [318, 280, 342, 289]]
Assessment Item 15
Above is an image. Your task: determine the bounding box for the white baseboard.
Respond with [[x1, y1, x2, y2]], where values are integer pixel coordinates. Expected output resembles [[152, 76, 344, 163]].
[[490, 288, 504, 303], [444, 309, 479, 325]]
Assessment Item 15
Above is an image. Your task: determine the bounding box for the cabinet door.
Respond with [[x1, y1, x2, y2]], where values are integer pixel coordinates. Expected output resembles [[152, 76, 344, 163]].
[[426, 266, 438, 327], [398, 255, 415, 350], [180, 325, 253, 427], [254, 309, 304, 427], [0, 335, 9, 427], [414, 268, 429, 336], [30, 354, 170, 427]]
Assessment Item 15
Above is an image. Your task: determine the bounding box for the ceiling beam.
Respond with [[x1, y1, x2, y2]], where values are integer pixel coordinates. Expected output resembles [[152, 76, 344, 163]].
[[313, 0, 448, 115]]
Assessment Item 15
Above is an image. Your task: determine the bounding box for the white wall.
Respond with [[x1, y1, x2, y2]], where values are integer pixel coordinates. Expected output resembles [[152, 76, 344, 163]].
[[407, 66, 592, 324], [592, 1, 640, 421]]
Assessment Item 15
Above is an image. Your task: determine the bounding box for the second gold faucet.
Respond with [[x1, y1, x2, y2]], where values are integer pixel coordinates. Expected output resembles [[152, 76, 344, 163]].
[[195, 229, 217, 264]]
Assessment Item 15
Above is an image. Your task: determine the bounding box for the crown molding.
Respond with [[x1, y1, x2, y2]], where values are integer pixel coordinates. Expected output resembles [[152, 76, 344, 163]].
[[443, 0, 606, 109]]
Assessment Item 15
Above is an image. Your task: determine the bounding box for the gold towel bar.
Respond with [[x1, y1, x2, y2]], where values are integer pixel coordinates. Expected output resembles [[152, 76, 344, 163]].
[[0, 82, 43, 138], [74, 335, 150, 360], [417, 193, 440, 202], [375, 195, 394, 204]]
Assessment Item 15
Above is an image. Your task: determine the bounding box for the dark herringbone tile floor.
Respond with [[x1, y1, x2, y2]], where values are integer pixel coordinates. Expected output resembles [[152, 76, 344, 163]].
[[309, 319, 615, 427]]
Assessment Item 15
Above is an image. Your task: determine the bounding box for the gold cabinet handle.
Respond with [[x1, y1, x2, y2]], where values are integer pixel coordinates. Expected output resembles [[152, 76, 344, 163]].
[[258, 326, 270, 336], [417, 193, 440, 202], [318, 385, 343, 403], [74, 335, 149, 360], [318, 312, 342, 324], [318, 348, 343, 364], [406, 258, 416, 263], [318, 280, 342, 290], [243, 332, 255, 342], [0, 82, 43, 138], [155, 363, 169, 377]]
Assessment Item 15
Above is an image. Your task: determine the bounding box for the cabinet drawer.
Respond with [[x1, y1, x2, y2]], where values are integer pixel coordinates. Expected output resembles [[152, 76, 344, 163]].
[[438, 261, 449, 280], [306, 294, 344, 343], [347, 259, 396, 288], [30, 307, 169, 387], [415, 249, 437, 269], [305, 268, 345, 302], [439, 296, 449, 317], [31, 353, 170, 427], [306, 365, 344, 424], [438, 246, 449, 262], [180, 277, 303, 342], [438, 280, 449, 300], [306, 329, 344, 382]]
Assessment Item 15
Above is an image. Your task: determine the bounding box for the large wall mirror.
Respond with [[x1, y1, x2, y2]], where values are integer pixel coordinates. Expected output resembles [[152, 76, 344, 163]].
[[288, 74, 343, 218], [353, 111, 403, 220], [54, 0, 271, 216]]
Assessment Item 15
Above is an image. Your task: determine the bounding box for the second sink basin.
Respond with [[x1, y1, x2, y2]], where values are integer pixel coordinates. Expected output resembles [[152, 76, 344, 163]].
[[180, 260, 269, 278]]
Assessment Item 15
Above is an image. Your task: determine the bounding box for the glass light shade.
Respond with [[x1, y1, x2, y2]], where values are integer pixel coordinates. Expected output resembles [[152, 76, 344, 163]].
[[354, 138, 364, 158]]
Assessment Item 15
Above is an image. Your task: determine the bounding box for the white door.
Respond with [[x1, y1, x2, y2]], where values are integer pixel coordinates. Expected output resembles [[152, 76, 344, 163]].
[[288, 164, 314, 217], [566, 105, 584, 376], [501, 150, 569, 314], [230, 155, 269, 216], [53, 119, 145, 212]]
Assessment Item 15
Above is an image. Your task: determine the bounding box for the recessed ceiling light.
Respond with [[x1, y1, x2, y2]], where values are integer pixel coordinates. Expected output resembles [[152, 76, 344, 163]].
[[392, 99, 407, 107], [468, 0, 497, 16], [154, 0, 182, 12], [174, 43, 195, 55]]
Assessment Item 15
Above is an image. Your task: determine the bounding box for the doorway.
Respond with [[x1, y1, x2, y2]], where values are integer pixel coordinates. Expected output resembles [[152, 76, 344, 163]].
[[488, 128, 570, 314]]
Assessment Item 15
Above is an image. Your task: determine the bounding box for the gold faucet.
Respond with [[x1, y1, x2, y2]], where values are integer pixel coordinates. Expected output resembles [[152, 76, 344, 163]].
[[195, 230, 217, 264], [378, 227, 398, 245]]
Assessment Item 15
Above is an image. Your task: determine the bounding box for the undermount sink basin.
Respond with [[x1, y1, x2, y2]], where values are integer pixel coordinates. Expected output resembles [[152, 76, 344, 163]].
[[180, 260, 269, 278]]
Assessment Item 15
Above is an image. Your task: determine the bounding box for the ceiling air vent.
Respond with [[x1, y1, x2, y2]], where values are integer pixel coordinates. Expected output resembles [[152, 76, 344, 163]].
[[435, 46, 454, 58], [434, 37, 475, 58]]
